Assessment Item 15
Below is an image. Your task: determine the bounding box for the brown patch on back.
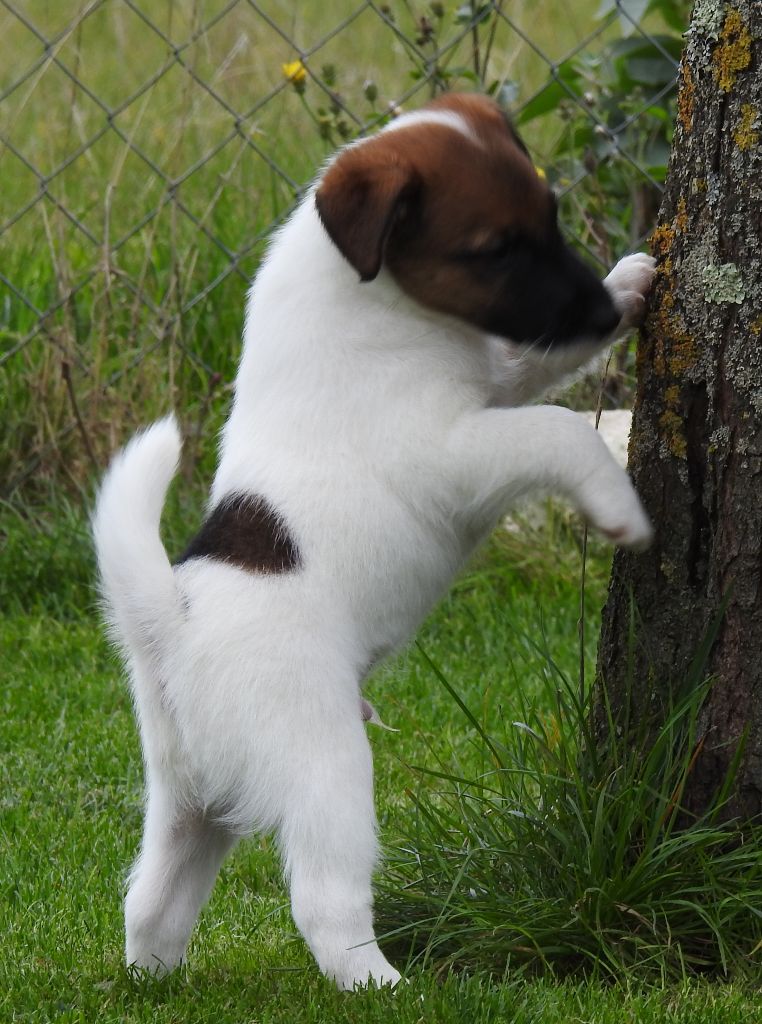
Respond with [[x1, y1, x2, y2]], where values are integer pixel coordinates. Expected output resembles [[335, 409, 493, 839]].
[[176, 493, 301, 575]]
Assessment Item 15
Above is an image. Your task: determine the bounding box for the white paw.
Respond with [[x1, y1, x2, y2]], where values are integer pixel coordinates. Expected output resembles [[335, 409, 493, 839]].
[[328, 950, 402, 991], [581, 463, 654, 552], [125, 949, 182, 978], [125, 914, 186, 977], [604, 253, 656, 330], [598, 506, 654, 552]]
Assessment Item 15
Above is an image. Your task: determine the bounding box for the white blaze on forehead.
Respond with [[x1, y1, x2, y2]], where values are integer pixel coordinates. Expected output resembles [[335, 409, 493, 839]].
[[379, 108, 479, 145]]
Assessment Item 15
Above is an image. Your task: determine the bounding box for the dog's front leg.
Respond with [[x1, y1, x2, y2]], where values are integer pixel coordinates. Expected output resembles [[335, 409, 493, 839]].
[[278, 711, 401, 991], [448, 404, 652, 548]]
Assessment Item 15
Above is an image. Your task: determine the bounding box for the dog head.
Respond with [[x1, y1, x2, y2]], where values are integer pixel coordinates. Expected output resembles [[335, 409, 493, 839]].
[[315, 93, 619, 347]]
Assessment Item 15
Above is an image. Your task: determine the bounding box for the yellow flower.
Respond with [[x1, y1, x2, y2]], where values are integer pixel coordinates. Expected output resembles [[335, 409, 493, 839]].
[[282, 60, 307, 87], [534, 165, 546, 180]]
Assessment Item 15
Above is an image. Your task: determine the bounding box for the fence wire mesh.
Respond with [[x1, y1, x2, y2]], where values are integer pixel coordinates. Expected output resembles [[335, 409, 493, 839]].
[[0, 0, 685, 504]]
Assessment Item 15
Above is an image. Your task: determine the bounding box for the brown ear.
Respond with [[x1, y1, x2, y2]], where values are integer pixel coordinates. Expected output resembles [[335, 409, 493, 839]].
[[315, 145, 420, 282]]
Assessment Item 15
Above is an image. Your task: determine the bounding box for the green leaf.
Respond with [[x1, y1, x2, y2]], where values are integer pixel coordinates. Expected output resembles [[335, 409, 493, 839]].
[[515, 62, 582, 125], [622, 54, 679, 86], [444, 66, 481, 84], [649, 0, 691, 32]]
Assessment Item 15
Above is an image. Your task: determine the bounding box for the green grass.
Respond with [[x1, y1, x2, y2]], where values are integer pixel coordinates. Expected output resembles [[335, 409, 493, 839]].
[[378, 664, 762, 981], [3, 498, 762, 1021]]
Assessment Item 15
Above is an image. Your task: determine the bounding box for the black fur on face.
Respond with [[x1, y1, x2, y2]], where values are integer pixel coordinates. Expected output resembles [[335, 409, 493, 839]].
[[448, 224, 620, 345]]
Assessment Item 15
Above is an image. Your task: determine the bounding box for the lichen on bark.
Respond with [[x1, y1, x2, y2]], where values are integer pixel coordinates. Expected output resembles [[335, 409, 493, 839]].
[[700, 261, 745, 303], [733, 102, 760, 149], [713, 8, 752, 91]]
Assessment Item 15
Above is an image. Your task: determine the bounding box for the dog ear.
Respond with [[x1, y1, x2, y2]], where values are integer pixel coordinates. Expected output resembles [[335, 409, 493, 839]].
[[315, 147, 420, 283]]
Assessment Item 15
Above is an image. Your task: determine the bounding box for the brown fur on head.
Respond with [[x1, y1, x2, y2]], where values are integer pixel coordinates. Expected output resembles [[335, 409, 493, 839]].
[[315, 92, 619, 345]]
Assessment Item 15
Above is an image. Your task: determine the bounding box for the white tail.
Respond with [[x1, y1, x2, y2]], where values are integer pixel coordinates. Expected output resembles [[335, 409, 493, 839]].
[[92, 415, 183, 662]]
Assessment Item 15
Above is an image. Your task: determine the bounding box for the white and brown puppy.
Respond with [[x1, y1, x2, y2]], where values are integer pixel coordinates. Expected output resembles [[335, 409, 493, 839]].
[[93, 93, 655, 990]]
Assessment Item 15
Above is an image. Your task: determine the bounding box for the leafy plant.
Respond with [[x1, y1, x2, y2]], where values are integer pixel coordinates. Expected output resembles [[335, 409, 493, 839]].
[[517, 0, 690, 263], [377, 635, 762, 980]]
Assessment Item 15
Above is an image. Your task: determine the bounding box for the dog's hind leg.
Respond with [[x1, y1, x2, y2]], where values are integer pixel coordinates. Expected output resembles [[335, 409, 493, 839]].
[[124, 774, 237, 975], [276, 707, 401, 990]]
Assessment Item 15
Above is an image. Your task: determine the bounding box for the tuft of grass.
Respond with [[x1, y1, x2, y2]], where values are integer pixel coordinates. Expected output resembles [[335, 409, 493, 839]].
[[377, 640, 762, 981]]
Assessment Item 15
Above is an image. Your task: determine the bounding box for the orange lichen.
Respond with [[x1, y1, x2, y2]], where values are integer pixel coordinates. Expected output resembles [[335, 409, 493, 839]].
[[677, 61, 695, 132], [674, 197, 688, 234], [659, 384, 687, 459], [713, 9, 752, 93], [648, 270, 698, 383], [659, 405, 687, 459], [650, 223, 676, 258], [649, 197, 689, 261], [666, 329, 698, 377], [652, 316, 696, 380], [646, 202, 698, 402], [733, 103, 759, 151]]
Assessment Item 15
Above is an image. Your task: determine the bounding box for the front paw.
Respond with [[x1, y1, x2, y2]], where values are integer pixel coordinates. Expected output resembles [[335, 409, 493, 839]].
[[604, 253, 656, 331], [580, 464, 654, 552], [598, 506, 654, 552]]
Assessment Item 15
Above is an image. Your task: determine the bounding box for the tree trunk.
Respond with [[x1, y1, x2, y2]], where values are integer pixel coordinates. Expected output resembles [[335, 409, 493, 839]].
[[597, 0, 762, 819]]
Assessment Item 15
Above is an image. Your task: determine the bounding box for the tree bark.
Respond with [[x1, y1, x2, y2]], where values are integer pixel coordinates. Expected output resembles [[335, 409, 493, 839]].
[[597, 0, 762, 818]]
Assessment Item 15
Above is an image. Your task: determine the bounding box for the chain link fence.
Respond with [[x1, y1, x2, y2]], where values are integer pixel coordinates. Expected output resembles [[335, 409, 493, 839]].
[[0, 0, 685, 506]]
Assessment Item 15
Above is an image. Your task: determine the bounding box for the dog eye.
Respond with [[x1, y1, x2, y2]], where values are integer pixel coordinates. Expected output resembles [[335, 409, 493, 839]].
[[454, 234, 518, 262]]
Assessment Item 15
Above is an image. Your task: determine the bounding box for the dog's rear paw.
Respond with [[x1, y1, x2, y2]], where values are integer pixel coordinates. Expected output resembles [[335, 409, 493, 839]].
[[329, 951, 402, 991]]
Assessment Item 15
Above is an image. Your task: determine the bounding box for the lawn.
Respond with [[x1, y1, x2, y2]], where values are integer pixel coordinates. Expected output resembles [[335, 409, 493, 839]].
[[2, 502, 762, 1022]]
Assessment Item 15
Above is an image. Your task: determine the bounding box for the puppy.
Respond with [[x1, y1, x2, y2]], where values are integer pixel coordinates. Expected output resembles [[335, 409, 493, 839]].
[[93, 92, 655, 990]]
